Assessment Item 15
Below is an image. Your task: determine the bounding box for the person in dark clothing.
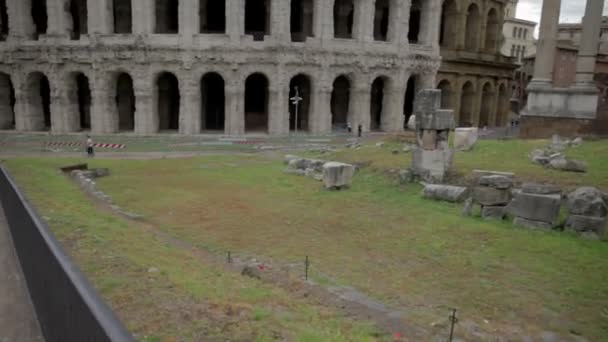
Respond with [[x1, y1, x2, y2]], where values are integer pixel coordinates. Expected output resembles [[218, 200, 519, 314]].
[[86, 135, 94, 157], [357, 125, 362, 138]]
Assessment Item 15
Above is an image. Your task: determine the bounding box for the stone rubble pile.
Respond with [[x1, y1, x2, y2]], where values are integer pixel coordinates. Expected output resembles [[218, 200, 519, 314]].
[[422, 184, 469, 203], [471, 171, 514, 220], [565, 187, 608, 238], [284, 155, 355, 189], [506, 183, 562, 230], [529, 135, 587, 173]]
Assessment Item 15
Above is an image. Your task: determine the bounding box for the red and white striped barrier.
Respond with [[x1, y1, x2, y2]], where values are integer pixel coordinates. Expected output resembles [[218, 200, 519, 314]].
[[45, 142, 126, 149]]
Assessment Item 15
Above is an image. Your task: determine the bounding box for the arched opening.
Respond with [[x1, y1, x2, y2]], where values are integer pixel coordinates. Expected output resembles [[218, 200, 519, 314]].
[[200, 0, 225, 33], [201, 72, 225, 131], [370, 77, 387, 131], [496, 84, 507, 127], [69, 0, 87, 40], [373, 0, 389, 41], [156, 72, 180, 131], [0, 0, 8, 41], [479, 83, 493, 128], [465, 4, 481, 51], [26, 72, 51, 131], [67, 73, 92, 130], [333, 0, 354, 39], [155, 0, 178, 34], [403, 75, 417, 128], [245, 73, 268, 132], [245, 0, 269, 39], [288, 74, 311, 132], [440, 0, 457, 48], [31, 0, 48, 40], [408, 0, 421, 43], [459, 81, 475, 127], [115, 73, 135, 131], [485, 9, 498, 52], [0, 73, 15, 129], [290, 0, 313, 42], [331, 75, 350, 131], [113, 0, 132, 33], [437, 80, 452, 109]]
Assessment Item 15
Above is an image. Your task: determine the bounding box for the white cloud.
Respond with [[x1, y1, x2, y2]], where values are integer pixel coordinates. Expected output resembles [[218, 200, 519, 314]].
[[516, 0, 608, 37]]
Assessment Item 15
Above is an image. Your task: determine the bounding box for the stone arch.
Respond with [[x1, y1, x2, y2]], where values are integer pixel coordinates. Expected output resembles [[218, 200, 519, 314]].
[[65, 72, 92, 131], [289, 74, 312, 132], [496, 83, 508, 127], [200, 0, 226, 33], [403, 75, 417, 128], [114, 72, 135, 131], [25, 72, 51, 131], [245, 73, 269, 132], [69, 0, 88, 40], [459, 81, 475, 127], [113, 0, 132, 33], [409, 0, 421, 43], [465, 3, 481, 51], [155, 0, 178, 34], [484, 8, 499, 53], [31, 0, 48, 40], [0, 73, 15, 129], [437, 79, 452, 109], [155, 72, 180, 131], [370, 76, 389, 131], [245, 0, 270, 38], [331, 75, 351, 131], [333, 0, 354, 39], [201, 72, 225, 131], [373, 0, 390, 41], [291, 0, 313, 42], [440, 0, 458, 48], [0, 0, 8, 41], [479, 82, 493, 127]]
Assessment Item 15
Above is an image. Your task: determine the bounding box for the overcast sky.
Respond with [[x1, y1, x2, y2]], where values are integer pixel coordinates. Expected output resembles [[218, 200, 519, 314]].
[[517, 0, 608, 36]]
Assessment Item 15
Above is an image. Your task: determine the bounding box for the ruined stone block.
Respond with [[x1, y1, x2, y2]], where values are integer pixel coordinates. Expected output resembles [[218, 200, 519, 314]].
[[472, 187, 511, 206], [507, 192, 561, 225], [323, 162, 355, 189]]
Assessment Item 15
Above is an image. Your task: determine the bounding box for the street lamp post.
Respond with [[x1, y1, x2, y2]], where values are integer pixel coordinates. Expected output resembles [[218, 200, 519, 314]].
[[290, 86, 303, 139]]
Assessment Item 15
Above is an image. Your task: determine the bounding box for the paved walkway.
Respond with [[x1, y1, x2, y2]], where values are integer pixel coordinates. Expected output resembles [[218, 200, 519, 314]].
[[0, 205, 43, 342]]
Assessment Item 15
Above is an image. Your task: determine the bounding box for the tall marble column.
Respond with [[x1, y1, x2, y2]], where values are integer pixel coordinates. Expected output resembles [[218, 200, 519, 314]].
[[87, 0, 112, 34], [419, 0, 441, 49], [530, 0, 561, 86], [46, 0, 71, 38], [382, 82, 406, 132], [351, 75, 371, 132], [227, 0, 244, 42], [132, 0, 153, 34], [91, 75, 118, 134], [179, 75, 200, 135], [180, 0, 198, 45], [134, 77, 156, 135], [354, 0, 373, 42], [575, 0, 604, 87], [271, 0, 290, 43], [268, 81, 289, 135], [225, 78, 245, 135], [319, 0, 334, 40], [6, 0, 35, 39]]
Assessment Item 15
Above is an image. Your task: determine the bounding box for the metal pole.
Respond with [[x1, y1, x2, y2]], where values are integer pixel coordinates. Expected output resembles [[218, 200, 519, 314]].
[[305, 255, 309, 280], [294, 86, 299, 138], [448, 308, 457, 342]]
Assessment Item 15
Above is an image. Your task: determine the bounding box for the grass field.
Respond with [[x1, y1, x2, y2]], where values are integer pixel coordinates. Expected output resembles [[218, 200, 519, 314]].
[[3, 138, 608, 340]]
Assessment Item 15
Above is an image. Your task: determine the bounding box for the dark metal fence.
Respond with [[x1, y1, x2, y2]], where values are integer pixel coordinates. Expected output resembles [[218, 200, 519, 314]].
[[0, 166, 133, 342]]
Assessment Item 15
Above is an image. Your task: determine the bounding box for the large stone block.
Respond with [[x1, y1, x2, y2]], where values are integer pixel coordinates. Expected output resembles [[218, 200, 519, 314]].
[[472, 187, 511, 206], [513, 217, 553, 230], [565, 215, 606, 235], [478, 175, 513, 189], [454, 128, 479, 151], [322, 162, 355, 189], [567, 187, 608, 217], [471, 170, 515, 180], [422, 184, 469, 203], [417, 110, 456, 130], [521, 183, 561, 195], [482, 206, 506, 220], [507, 192, 561, 224], [548, 157, 587, 173], [412, 148, 454, 182]]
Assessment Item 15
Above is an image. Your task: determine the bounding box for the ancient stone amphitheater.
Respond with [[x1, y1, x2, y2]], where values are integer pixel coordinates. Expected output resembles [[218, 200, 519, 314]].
[[0, 0, 442, 136]]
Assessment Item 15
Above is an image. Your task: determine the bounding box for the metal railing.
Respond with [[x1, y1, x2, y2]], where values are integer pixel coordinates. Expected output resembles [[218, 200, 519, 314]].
[[0, 166, 133, 342]]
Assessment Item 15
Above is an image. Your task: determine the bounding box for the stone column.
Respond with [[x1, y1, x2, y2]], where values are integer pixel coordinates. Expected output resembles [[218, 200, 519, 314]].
[[351, 74, 371, 132], [575, 0, 604, 87], [320, 0, 334, 40], [530, 0, 561, 86], [271, 0, 290, 42], [87, 0, 112, 34], [419, 0, 441, 49], [382, 82, 406, 132], [91, 75, 118, 134], [397, 0, 411, 45], [180, 0, 198, 45], [310, 80, 332, 134], [419, 73, 437, 91], [46, 0, 71, 38], [227, 0, 244, 42], [179, 74, 201, 135], [48, 75, 66, 133], [132, 0, 153, 34], [354, 0, 373, 42], [268, 77, 289, 135], [225, 77, 245, 135], [134, 76, 156, 135], [6, 0, 35, 39]]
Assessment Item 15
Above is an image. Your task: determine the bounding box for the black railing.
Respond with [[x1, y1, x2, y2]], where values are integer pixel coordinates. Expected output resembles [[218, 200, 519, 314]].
[[0, 166, 133, 342]]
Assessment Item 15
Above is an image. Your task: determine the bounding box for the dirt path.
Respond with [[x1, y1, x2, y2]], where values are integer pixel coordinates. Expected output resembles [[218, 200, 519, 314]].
[[0, 205, 43, 342]]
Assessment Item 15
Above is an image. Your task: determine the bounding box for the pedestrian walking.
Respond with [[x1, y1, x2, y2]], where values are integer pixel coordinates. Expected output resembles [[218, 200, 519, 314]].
[[357, 124, 362, 138], [86, 135, 94, 157]]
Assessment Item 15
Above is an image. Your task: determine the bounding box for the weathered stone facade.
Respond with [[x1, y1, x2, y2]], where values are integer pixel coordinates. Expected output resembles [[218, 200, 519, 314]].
[[436, 0, 517, 128], [0, 0, 443, 136]]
